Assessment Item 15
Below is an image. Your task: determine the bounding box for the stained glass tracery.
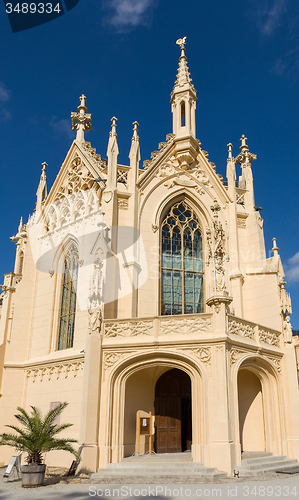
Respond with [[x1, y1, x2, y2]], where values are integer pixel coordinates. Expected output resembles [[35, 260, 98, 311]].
[[161, 201, 204, 315], [57, 243, 79, 350]]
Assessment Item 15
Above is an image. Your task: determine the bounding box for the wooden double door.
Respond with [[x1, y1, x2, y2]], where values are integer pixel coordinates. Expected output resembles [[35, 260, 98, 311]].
[[155, 368, 192, 453]]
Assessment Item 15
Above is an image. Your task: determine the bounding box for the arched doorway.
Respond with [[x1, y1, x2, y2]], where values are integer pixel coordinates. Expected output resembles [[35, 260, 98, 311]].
[[238, 369, 265, 452], [155, 368, 192, 453]]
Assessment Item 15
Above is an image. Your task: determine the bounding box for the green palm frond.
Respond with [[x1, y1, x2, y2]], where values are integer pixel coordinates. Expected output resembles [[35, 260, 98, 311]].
[[0, 402, 79, 465]]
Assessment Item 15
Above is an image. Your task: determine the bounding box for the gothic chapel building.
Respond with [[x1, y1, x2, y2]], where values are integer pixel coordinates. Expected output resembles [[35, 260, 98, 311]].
[[0, 41, 298, 475]]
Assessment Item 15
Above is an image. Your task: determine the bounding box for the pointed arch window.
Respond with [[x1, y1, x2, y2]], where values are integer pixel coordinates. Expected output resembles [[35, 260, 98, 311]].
[[161, 201, 204, 315], [57, 243, 79, 350]]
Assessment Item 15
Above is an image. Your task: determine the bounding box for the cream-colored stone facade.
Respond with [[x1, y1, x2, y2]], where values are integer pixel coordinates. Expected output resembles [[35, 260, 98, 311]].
[[0, 40, 298, 475]]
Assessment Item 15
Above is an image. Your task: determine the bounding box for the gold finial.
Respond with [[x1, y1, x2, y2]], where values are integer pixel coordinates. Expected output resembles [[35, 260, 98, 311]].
[[176, 37, 187, 49]]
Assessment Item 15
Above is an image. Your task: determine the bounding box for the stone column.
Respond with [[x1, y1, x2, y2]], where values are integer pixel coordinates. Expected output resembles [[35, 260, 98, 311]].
[[79, 328, 102, 472], [281, 343, 299, 461]]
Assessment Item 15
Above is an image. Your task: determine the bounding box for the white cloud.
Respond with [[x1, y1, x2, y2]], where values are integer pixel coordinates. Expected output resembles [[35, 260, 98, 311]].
[[0, 82, 12, 120], [50, 116, 73, 139], [285, 251, 299, 282], [273, 46, 299, 75], [103, 0, 158, 31], [0, 81, 11, 102], [0, 108, 12, 121], [257, 0, 288, 36]]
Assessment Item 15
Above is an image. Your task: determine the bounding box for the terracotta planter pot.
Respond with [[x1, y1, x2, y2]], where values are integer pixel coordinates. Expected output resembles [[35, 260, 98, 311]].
[[21, 464, 46, 487]]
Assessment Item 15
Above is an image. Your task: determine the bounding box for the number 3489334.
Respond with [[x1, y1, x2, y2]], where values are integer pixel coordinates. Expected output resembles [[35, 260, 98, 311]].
[[6, 3, 61, 13]]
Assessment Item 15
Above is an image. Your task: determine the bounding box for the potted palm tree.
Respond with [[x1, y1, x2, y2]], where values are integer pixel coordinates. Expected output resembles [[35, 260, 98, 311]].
[[0, 402, 80, 487]]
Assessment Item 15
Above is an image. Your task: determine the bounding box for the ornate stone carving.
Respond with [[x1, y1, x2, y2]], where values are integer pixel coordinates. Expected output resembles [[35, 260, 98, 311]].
[[206, 200, 227, 294], [81, 141, 106, 167], [187, 347, 211, 364], [193, 167, 210, 186], [117, 168, 128, 186], [151, 224, 159, 233], [279, 278, 292, 317], [0, 285, 16, 298], [236, 192, 245, 205], [118, 198, 129, 209], [54, 155, 101, 202], [283, 316, 293, 344], [265, 356, 282, 373], [237, 217, 246, 229], [160, 316, 212, 336], [104, 320, 154, 338], [228, 319, 255, 339], [103, 352, 123, 368], [156, 160, 177, 179], [71, 94, 91, 143], [103, 351, 137, 369], [143, 160, 152, 170], [259, 328, 280, 346], [88, 259, 103, 307], [26, 361, 84, 382], [88, 303, 103, 334], [142, 134, 175, 170], [235, 135, 257, 166], [230, 348, 246, 364]]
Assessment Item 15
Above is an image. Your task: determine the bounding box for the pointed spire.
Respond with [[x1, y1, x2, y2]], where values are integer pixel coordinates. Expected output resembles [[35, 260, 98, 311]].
[[171, 38, 197, 138], [240, 134, 248, 151], [111, 116, 117, 137], [227, 143, 233, 160], [18, 217, 23, 233], [235, 135, 256, 165], [71, 94, 92, 144], [272, 237, 280, 258], [132, 120, 139, 141], [107, 117, 119, 190], [129, 121, 141, 164], [234, 136, 257, 210], [36, 162, 48, 211], [226, 143, 236, 196], [173, 37, 194, 88], [129, 121, 140, 157]]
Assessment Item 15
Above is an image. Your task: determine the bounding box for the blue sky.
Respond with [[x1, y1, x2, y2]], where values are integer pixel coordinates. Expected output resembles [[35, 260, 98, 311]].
[[0, 0, 299, 327]]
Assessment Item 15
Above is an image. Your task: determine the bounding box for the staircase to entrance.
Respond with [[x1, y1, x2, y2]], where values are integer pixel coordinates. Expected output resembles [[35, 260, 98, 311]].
[[91, 451, 227, 480], [236, 452, 299, 477]]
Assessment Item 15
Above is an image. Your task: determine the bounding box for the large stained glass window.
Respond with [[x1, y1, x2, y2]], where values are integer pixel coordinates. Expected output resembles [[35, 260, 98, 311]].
[[161, 201, 204, 315], [57, 243, 79, 350]]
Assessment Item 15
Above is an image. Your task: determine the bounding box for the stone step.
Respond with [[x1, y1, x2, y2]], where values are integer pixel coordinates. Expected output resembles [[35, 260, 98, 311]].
[[92, 469, 227, 479], [241, 455, 287, 466], [236, 455, 299, 477], [121, 457, 193, 463], [108, 461, 203, 469], [92, 462, 227, 480], [242, 459, 298, 472]]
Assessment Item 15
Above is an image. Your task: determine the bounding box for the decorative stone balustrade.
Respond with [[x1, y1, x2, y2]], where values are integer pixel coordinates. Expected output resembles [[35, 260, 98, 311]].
[[103, 313, 213, 339], [227, 315, 281, 346]]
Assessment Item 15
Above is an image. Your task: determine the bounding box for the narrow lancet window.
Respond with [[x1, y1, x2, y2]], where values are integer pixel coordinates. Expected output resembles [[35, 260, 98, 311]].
[[161, 201, 204, 315], [181, 101, 186, 127], [57, 243, 79, 350]]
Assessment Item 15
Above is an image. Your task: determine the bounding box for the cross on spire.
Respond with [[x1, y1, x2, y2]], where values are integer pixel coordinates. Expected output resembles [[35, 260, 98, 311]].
[[240, 134, 248, 150], [79, 94, 86, 107], [71, 94, 92, 143]]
